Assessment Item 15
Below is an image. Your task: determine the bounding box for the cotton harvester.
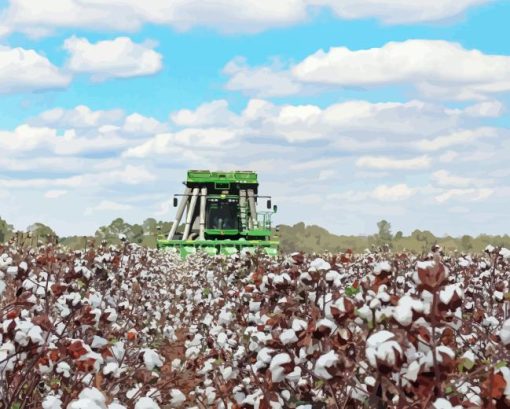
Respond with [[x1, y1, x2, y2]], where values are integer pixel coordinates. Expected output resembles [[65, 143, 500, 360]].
[[156, 170, 279, 258]]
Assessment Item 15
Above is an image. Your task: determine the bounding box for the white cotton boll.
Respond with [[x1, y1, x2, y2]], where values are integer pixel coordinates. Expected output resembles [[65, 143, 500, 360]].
[[134, 397, 160, 409], [366, 331, 402, 368], [67, 399, 103, 409], [309, 258, 331, 271], [500, 248, 510, 259], [28, 325, 44, 345], [292, 319, 307, 332], [432, 398, 461, 409], [91, 336, 108, 349], [374, 261, 391, 275], [499, 319, 510, 345], [127, 385, 142, 399], [269, 353, 291, 382], [313, 350, 339, 380], [169, 389, 186, 407], [485, 244, 495, 253], [103, 362, 120, 376], [392, 296, 424, 326], [42, 395, 63, 409], [439, 285, 463, 305], [77, 388, 106, 405], [108, 402, 127, 409], [257, 348, 274, 365], [280, 329, 298, 345], [56, 362, 71, 378], [142, 349, 164, 371]]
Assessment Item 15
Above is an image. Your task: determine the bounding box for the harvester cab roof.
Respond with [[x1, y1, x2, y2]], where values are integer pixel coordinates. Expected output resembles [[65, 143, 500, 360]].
[[157, 170, 279, 258]]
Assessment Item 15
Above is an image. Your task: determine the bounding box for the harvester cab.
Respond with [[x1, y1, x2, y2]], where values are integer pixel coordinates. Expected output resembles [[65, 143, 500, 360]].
[[157, 170, 279, 258]]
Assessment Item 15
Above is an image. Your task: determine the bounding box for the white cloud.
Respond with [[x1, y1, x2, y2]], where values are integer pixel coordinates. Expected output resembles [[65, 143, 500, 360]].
[[432, 170, 490, 188], [123, 128, 240, 158], [294, 40, 510, 100], [44, 190, 68, 199], [0, 0, 489, 36], [0, 46, 70, 93], [315, 0, 490, 24], [33, 105, 125, 128], [85, 200, 132, 215], [416, 128, 499, 151], [464, 101, 504, 117], [0, 124, 133, 155], [224, 58, 303, 98], [64, 36, 162, 80], [356, 155, 430, 170], [225, 40, 510, 101], [171, 100, 239, 127], [0, 165, 155, 189], [371, 184, 415, 201], [123, 113, 167, 135], [435, 188, 494, 203]]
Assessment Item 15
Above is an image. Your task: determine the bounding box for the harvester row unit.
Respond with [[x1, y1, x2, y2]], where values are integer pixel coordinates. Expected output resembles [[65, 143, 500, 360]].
[[156, 170, 278, 257]]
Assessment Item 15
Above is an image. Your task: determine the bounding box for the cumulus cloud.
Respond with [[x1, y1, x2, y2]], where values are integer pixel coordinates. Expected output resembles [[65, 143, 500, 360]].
[[171, 100, 240, 127], [0, 0, 489, 36], [0, 165, 155, 189], [432, 170, 490, 188], [315, 0, 490, 24], [85, 200, 132, 215], [371, 184, 416, 201], [0, 125, 133, 155], [356, 155, 431, 170], [435, 188, 494, 203], [44, 190, 68, 199], [0, 46, 70, 94], [416, 128, 499, 151], [63, 36, 162, 80], [293, 40, 510, 100], [33, 105, 125, 129], [223, 58, 303, 98], [224, 40, 510, 101]]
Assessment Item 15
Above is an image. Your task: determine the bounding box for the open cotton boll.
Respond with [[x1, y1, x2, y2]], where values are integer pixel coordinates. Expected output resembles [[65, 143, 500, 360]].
[[169, 389, 186, 407], [141, 349, 164, 370], [365, 331, 402, 368], [309, 258, 331, 271], [374, 261, 391, 275], [280, 329, 298, 345], [42, 395, 63, 409], [313, 350, 339, 380], [134, 397, 160, 409], [392, 296, 424, 326], [500, 319, 510, 346], [269, 353, 292, 382]]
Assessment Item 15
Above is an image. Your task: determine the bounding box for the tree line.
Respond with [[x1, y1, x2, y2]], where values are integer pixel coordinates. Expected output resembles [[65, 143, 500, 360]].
[[1, 215, 509, 254]]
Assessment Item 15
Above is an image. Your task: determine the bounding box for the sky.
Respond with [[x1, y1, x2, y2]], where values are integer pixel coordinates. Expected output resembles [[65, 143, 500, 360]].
[[0, 0, 509, 237]]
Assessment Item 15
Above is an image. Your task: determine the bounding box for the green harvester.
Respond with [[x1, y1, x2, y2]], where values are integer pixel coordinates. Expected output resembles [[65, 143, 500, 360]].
[[157, 170, 279, 258]]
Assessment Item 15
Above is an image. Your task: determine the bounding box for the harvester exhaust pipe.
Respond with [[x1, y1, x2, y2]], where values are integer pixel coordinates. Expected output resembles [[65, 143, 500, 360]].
[[182, 187, 199, 240], [167, 187, 191, 240], [247, 189, 258, 228], [199, 187, 207, 240]]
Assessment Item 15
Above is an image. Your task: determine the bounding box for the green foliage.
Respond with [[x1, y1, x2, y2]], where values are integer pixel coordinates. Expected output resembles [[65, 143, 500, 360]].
[[27, 222, 58, 244], [0, 216, 13, 243]]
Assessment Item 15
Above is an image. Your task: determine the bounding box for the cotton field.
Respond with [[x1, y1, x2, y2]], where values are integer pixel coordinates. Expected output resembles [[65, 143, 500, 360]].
[[1, 240, 510, 408]]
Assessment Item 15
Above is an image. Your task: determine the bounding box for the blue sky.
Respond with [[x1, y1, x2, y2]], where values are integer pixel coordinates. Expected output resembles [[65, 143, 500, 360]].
[[0, 0, 509, 237]]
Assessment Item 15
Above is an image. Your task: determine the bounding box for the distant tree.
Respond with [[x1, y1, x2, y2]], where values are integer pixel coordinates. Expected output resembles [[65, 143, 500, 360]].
[[0, 217, 13, 243], [28, 223, 57, 244], [376, 220, 393, 245], [461, 235, 473, 252], [394, 231, 404, 240], [95, 218, 133, 243]]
